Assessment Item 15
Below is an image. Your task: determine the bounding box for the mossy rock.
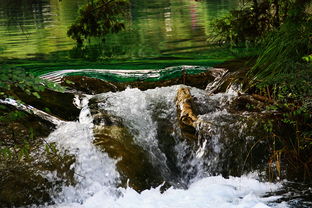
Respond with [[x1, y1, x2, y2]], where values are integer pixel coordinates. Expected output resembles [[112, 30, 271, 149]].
[[93, 121, 164, 192], [61, 70, 217, 94], [0, 166, 52, 207], [0, 104, 75, 206]]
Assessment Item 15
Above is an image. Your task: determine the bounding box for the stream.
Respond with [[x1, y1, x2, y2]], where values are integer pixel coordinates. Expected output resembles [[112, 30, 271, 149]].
[[1, 68, 312, 207], [30, 84, 286, 207], [1, 0, 311, 207]]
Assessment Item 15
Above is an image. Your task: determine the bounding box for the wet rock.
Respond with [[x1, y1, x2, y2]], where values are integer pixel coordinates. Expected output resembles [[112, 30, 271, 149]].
[[61, 69, 220, 94], [196, 112, 272, 177], [0, 151, 76, 207], [89, 109, 164, 192], [0, 105, 50, 207], [174, 88, 272, 177], [0, 166, 52, 207], [62, 75, 119, 94], [93, 125, 164, 192]]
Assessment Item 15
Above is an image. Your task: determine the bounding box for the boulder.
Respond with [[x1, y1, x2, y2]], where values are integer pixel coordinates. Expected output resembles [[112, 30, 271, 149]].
[[89, 110, 164, 192], [61, 69, 220, 94]]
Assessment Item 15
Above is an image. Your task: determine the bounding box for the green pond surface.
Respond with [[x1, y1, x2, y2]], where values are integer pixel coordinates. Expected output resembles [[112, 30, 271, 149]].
[[0, 0, 242, 76]]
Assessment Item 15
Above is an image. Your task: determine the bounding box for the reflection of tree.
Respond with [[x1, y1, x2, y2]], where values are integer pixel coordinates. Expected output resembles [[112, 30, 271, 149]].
[[0, 0, 50, 34], [67, 0, 129, 45], [0, 0, 240, 59], [68, 0, 240, 59]]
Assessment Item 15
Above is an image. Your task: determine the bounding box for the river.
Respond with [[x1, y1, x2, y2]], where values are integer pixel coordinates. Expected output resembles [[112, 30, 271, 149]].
[[0, 0, 238, 60], [0, 1, 311, 207]]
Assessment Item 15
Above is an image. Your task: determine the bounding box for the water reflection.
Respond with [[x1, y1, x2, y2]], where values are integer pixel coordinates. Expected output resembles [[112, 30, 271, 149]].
[[0, 0, 86, 58], [0, 0, 238, 59]]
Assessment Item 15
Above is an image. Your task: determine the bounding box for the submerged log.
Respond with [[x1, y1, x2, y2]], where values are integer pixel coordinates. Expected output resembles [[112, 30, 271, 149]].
[[62, 75, 119, 94]]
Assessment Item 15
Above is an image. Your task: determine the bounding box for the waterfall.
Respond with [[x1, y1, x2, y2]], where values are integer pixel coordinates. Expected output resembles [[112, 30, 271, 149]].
[[37, 85, 286, 208]]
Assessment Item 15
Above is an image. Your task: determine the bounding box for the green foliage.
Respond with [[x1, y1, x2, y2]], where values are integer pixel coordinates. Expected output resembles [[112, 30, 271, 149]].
[[246, 0, 312, 115], [302, 54, 312, 63], [211, 7, 262, 45], [0, 110, 27, 122], [211, 0, 292, 46], [263, 119, 273, 133], [213, 0, 312, 181], [67, 0, 129, 45], [0, 68, 65, 101], [0, 140, 31, 161], [250, 19, 312, 80]]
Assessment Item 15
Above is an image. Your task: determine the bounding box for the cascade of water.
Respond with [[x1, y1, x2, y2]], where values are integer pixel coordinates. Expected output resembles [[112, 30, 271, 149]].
[[37, 85, 286, 208], [91, 86, 182, 182], [44, 97, 120, 204]]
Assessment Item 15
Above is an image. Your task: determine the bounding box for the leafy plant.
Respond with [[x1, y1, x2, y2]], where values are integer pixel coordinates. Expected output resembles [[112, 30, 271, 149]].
[[213, 0, 312, 181], [249, 20, 312, 80], [0, 68, 65, 101]]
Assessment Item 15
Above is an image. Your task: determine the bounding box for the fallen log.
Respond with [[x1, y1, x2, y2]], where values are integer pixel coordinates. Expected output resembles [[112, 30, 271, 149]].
[[176, 87, 198, 128]]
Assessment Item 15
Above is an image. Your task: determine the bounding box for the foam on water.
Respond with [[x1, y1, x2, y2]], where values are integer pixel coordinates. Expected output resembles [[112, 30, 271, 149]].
[[85, 175, 284, 208], [48, 175, 284, 208]]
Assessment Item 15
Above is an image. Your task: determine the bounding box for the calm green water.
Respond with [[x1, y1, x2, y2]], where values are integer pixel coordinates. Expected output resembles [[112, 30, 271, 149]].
[[0, 0, 238, 61]]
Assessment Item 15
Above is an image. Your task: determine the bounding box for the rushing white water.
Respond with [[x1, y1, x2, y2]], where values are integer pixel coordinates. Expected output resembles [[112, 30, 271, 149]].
[[40, 85, 287, 208], [61, 175, 284, 208], [46, 122, 120, 204], [93, 86, 180, 178]]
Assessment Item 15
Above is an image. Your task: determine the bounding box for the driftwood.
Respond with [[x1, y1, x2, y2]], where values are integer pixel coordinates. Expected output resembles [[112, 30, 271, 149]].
[[176, 87, 198, 128], [175, 87, 214, 142], [0, 99, 63, 126], [175, 87, 200, 141]]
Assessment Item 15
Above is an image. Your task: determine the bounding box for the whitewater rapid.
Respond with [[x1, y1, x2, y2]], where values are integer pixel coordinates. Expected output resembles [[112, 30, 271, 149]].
[[39, 85, 287, 208]]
